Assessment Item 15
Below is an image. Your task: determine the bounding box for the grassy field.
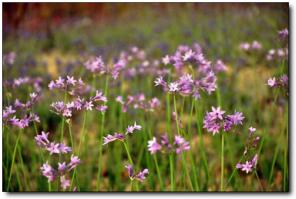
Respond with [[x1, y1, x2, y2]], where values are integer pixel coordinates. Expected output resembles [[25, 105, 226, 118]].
[[2, 3, 289, 192]]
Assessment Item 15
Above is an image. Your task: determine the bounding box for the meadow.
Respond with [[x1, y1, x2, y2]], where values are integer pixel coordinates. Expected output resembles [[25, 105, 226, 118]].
[[2, 3, 289, 192]]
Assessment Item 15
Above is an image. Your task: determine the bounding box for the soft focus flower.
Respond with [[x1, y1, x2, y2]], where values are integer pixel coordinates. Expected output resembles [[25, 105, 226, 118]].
[[125, 164, 149, 182], [68, 155, 81, 171], [126, 122, 142, 134], [267, 77, 276, 87], [147, 137, 162, 154], [278, 28, 288, 40], [60, 176, 70, 190], [168, 82, 180, 92], [40, 162, 56, 182], [103, 133, 125, 145], [203, 107, 244, 135], [84, 56, 106, 74], [174, 135, 190, 154]]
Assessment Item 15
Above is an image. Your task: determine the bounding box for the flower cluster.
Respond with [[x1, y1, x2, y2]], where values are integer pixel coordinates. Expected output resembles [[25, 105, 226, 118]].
[[103, 122, 142, 145], [48, 76, 90, 96], [3, 51, 16, 65], [236, 154, 258, 174], [35, 131, 72, 155], [156, 44, 219, 99], [155, 72, 216, 100], [125, 164, 149, 182], [278, 28, 288, 40], [3, 92, 40, 128], [116, 94, 160, 112], [267, 74, 288, 88], [36, 131, 80, 190], [4, 76, 43, 92], [147, 134, 190, 154], [266, 48, 288, 61], [84, 54, 128, 80], [236, 127, 260, 174], [203, 106, 244, 135], [239, 41, 262, 51], [51, 90, 107, 118]]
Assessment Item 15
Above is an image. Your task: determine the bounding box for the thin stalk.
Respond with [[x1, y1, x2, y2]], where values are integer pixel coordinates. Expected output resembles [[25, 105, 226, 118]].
[[195, 100, 209, 186], [96, 74, 109, 191], [173, 95, 194, 190], [173, 95, 180, 136], [123, 141, 139, 191], [7, 129, 21, 191], [220, 133, 225, 191], [153, 155, 164, 190], [169, 154, 175, 191], [68, 122, 74, 149], [254, 170, 264, 191], [60, 91, 67, 142], [71, 111, 87, 189]]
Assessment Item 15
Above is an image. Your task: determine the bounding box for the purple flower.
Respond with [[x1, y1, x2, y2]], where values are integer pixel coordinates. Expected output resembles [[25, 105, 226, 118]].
[[267, 77, 276, 87], [252, 154, 258, 168], [168, 82, 180, 92], [84, 101, 94, 111], [35, 131, 50, 147], [228, 111, 244, 125], [147, 137, 162, 154], [84, 56, 106, 74], [135, 169, 149, 182], [58, 143, 72, 154], [60, 175, 70, 190], [204, 107, 244, 135], [126, 122, 142, 134], [40, 162, 56, 182], [154, 76, 166, 87], [3, 106, 16, 119], [280, 74, 288, 86], [251, 40, 262, 50], [92, 90, 107, 102], [174, 135, 190, 154], [58, 162, 67, 173], [278, 28, 288, 39], [125, 164, 149, 182], [68, 155, 81, 171], [96, 105, 108, 113], [241, 161, 253, 174], [214, 60, 228, 72], [46, 142, 61, 155], [125, 164, 134, 178], [249, 127, 256, 135], [210, 106, 225, 120], [103, 133, 125, 145], [162, 55, 171, 65], [66, 76, 77, 86]]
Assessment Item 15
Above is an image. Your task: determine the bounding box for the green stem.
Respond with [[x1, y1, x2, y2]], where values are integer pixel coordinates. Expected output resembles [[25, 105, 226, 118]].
[[96, 74, 109, 191], [254, 170, 264, 191], [7, 129, 21, 191], [169, 154, 175, 191], [68, 122, 74, 149], [60, 91, 67, 143], [71, 111, 87, 189], [123, 141, 134, 165], [221, 133, 224, 192]]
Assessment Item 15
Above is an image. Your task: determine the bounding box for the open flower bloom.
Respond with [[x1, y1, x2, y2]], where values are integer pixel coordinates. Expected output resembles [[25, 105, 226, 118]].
[[125, 164, 149, 182], [236, 154, 258, 174], [203, 106, 244, 135]]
